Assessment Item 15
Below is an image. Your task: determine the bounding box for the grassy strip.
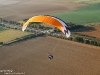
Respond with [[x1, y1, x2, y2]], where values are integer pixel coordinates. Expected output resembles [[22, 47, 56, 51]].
[[0, 29, 31, 43], [3, 33, 45, 46]]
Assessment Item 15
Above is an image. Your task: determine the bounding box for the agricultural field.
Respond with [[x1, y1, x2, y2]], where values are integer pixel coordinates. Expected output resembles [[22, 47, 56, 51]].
[[0, 0, 86, 21], [0, 0, 100, 75], [74, 26, 100, 38], [0, 29, 31, 43], [52, 3, 100, 24], [0, 36, 100, 75]]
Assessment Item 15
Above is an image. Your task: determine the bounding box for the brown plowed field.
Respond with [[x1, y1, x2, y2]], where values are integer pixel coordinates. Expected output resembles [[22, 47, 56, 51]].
[[0, 36, 100, 75], [73, 26, 100, 38], [0, 0, 86, 21], [80, 26, 100, 38]]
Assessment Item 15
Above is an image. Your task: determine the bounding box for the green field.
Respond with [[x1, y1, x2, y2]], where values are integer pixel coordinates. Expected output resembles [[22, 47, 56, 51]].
[[44, 0, 100, 4], [0, 29, 31, 43], [52, 3, 100, 24], [75, 0, 100, 4]]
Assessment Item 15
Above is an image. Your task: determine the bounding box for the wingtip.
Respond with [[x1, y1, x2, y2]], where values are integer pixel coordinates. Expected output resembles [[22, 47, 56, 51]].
[[65, 30, 71, 38]]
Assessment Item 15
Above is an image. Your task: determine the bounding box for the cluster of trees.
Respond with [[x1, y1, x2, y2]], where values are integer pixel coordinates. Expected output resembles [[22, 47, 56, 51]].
[[2, 25, 20, 30], [71, 36, 100, 46], [0, 18, 23, 26]]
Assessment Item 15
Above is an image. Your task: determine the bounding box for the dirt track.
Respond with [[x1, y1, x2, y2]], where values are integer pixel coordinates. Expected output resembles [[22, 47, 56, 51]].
[[0, 0, 86, 21], [0, 36, 100, 75]]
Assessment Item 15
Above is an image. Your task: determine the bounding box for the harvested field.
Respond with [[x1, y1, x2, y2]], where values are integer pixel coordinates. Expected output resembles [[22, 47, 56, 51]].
[[0, 36, 100, 75], [0, 0, 86, 21], [73, 26, 100, 38]]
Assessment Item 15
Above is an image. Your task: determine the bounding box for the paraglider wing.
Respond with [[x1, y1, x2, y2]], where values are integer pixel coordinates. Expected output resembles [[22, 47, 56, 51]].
[[52, 17, 71, 38], [22, 15, 70, 38]]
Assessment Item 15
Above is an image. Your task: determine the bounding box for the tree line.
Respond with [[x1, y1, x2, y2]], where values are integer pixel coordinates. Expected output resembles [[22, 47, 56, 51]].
[[0, 18, 100, 47], [1, 33, 45, 46], [0, 18, 23, 26], [47, 33, 100, 47]]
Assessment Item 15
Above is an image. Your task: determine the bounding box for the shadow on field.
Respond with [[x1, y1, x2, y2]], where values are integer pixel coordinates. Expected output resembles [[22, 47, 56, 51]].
[[71, 26, 96, 32]]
